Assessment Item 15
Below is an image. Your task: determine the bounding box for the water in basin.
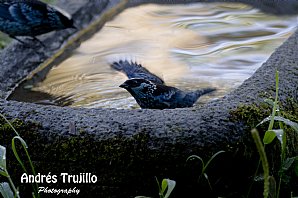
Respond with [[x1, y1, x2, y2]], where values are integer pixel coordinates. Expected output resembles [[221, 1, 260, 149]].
[[10, 3, 298, 109]]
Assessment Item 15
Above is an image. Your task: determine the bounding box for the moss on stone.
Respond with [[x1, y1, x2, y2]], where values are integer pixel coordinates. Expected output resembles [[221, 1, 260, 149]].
[[0, 116, 41, 152], [229, 99, 298, 159], [229, 102, 271, 128], [229, 97, 298, 129], [282, 98, 298, 122]]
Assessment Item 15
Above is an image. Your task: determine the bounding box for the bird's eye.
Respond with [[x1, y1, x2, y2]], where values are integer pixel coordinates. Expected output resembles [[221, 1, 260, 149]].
[[133, 82, 140, 87]]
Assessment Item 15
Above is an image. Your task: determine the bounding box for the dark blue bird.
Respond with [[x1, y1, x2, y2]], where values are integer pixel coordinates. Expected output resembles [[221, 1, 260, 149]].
[[0, 0, 75, 44], [111, 60, 216, 109]]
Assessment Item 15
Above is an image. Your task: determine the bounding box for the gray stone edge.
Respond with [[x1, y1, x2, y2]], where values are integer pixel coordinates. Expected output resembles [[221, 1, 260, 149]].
[[0, 0, 296, 146]]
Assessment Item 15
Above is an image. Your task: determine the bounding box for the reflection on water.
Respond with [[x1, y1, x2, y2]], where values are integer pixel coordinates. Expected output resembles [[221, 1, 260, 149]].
[[12, 3, 297, 109]]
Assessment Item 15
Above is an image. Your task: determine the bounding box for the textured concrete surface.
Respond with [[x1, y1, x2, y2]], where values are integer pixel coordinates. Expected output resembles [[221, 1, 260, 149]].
[[0, 0, 297, 197]]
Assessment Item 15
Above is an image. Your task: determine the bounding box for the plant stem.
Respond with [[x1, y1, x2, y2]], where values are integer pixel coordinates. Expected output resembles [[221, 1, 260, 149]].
[[0, 114, 20, 136], [251, 129, 269, 198], [276, 177, 282, 198], [246, 159, 261, 198], [268, 71, 279, 131], [6, 173, 20, 198]]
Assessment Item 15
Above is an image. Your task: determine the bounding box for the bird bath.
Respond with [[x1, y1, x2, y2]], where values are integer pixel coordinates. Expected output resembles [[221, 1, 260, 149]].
[[8, 3, 297, 109]]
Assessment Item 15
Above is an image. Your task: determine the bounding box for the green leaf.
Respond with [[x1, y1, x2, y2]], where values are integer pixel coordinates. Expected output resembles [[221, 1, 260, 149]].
[[263, 130, 277, 144], [274, 116, 298, 132], [11, 136, 29, 174], [0, 182, 14, 198], [155, 176, 161, 196], [256, 116, 272, 127], [0, 114, 20, 137], [257, 116, 298, 133], [203, 173, 208, 181], [274, 129, 284, 146], [0, 145, 7, 170], [12, 136, 28, 149], [161, 179, 168, 195], [203, 151, 225, 173], [267, 70, 279, 131], [271, 129, 285, 145], [268, 176, 276, 198], [0, 171, 8, 177], [186, 155, 204, 174], [186, 155, 204, 165], [163, 179, 176, 198], [264, 99, 275, 107]]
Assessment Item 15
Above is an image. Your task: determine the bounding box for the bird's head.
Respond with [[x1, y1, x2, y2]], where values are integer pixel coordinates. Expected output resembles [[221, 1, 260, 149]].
[[119, 78, 157, 95], [119, 78, 150, 89]]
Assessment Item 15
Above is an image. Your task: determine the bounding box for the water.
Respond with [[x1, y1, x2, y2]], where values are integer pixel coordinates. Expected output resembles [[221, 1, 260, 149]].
[[11, 3, 297, 109]]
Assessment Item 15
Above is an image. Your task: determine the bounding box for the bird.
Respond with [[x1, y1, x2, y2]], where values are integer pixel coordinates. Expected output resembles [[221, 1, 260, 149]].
[[110, 60, 216, 109], [0, 0, 75, 45]]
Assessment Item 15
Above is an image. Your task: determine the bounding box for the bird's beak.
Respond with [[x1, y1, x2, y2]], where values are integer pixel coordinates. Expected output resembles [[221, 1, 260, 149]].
[[119, 82, 128, 89]]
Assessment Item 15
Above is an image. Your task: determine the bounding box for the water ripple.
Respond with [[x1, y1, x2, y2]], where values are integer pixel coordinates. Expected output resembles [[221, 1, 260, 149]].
[[13, 3, 298, 109]]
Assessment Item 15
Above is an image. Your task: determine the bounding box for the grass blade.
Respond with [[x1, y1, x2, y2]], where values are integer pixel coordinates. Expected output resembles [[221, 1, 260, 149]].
[[251, 129, 269, 198], [0, 145, 7, 171], [0, 114, 20, 137], [0, 182, 14, 198], [186, 155, 204, 174], [163, 179, 176, 198], [11, 137, 28, 174], [257, 116, 298, 133], [203, 151, 225, 173], [268, 71, 279, 131]]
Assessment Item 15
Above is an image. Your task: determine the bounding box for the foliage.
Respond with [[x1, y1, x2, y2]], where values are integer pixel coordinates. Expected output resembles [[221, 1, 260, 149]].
[[135, 178, 176, 198], [187, 151, 225, 191], [0, 145, 18, 198], [155, 178, 176, 198], [251, 71, 298, 198], [0, 114, 39, 198]]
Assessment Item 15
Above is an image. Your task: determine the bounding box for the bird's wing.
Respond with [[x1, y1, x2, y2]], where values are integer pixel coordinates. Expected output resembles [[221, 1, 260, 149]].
[[11, 1, 46, 24], [0, 3, 15, 21], [111, 60, 164, 84], [0, 1, 47, 25], [153, 84, 182, 102]]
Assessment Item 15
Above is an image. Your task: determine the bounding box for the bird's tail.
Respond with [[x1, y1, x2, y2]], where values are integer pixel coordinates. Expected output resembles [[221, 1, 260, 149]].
[[184, 87, 216, 106], [194, 88, 216, 98], [187, 88, 216, 103]]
